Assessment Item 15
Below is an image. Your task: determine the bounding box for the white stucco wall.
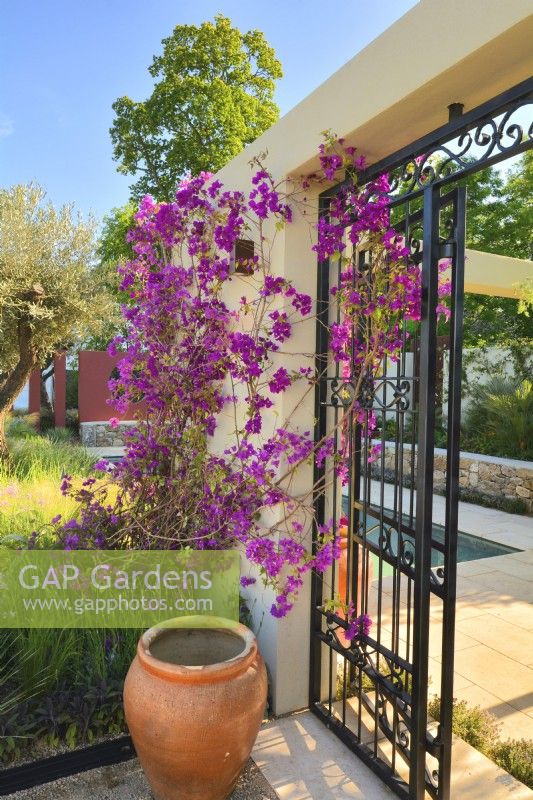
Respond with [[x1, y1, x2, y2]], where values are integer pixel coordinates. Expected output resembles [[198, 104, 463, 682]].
[[212, 0, 533, 715]]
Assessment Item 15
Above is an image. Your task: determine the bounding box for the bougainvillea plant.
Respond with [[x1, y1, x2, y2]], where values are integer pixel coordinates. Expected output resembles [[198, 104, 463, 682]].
[[45, 138, 450, 639]]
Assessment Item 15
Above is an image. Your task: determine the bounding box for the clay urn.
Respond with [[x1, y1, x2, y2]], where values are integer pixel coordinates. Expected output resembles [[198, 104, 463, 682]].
[[124, 616, 267, 800], [337, 523, 373, 646]]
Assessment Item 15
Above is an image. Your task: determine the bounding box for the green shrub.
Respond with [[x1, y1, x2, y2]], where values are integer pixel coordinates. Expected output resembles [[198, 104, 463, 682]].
[[335, 666, 382, 700], [428, 696, 500, 752], [492, 739, 533, 789], [428, 696, 533, 789], [462, 378, 533, 460], [66, 368, 79, 410], [65, 408, 80, 435], [457, 488, 529, 515], [44, 426, 76, 445], [5, 414, 40, 441], [0, 629, 139, 763]]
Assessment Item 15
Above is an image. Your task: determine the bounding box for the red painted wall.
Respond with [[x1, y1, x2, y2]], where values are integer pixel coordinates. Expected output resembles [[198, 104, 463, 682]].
[[78, 351, 141, 423]]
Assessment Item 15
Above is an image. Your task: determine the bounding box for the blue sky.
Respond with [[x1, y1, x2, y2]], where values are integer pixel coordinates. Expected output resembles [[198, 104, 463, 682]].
[[1, 0, 418, 222]]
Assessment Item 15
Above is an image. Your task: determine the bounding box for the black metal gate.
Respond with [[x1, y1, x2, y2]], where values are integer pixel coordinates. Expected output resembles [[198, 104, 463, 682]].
[[310, 78, 533, 800]]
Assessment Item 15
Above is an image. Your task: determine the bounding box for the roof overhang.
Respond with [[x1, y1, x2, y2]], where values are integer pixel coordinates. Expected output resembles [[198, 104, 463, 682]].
[[218, 0, 533, 181]]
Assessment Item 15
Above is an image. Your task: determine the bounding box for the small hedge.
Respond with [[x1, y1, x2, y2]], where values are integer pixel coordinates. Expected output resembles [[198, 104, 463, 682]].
[[491, 739, 533, 790], [455, 488, 529, 516], [428, 696, 533, 789]]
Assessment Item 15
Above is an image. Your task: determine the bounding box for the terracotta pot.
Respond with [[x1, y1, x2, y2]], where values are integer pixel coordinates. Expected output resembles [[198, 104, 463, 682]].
[[337, 525, 373, 646], [124, 616, 267, 800]]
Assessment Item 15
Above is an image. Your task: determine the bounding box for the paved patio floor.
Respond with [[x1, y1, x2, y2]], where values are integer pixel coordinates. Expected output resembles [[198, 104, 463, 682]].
[[4, 711, 531, 800], [369, 486, 533, 742], [254, 711, 532, 799]]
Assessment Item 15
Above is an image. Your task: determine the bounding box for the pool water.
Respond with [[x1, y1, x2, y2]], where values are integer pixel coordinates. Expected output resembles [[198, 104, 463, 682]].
[[341, 498, 520, 572], [365, 515, 519, 567]]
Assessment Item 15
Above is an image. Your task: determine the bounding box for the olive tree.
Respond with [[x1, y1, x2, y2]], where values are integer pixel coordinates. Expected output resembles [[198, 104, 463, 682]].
[[0, 184, 112, 458]]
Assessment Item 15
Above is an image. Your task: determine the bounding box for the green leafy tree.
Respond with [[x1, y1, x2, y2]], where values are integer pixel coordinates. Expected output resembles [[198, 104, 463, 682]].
[[461, 152, 533, 373], [110, 14, 283, 200], [517, 277, 533, 317], [466, 150, 532, 260], [94, 202, 137, 312], [0, 185, 113, 459], [80, 203, 137, 352], [97, 202, 136, 266]]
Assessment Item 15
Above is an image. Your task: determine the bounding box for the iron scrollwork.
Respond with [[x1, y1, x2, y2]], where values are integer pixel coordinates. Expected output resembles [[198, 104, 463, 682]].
[[330, 377, 356, 409], [387, 105, 532, 200], [357, 82, 533, 203], [359, 375, 375, 409]]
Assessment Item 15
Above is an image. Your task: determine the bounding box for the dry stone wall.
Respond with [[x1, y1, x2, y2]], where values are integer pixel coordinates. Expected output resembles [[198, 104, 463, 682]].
[[380, 443, 533, 512], [80, 421, 135, 448], [79, 424, 532, 512]]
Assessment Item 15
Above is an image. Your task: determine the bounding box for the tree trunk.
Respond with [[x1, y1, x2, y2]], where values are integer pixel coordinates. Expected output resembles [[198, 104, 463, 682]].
[[0, 410, 9, 462], [0, 320, 39, 463]]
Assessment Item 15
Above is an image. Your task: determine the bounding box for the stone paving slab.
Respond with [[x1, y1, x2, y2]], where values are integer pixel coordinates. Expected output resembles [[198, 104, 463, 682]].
[[507, 550, 533, 565], [253, 711, 396, 799], [456, 614, 533, 661], [449, 737, 532, 800], [449, 645, 533, 717], [253, 711, 532, 799], [2, 758, 278, 800]]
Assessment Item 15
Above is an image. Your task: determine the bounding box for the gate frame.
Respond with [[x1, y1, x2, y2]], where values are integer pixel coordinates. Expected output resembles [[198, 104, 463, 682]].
[[310, 76, 533, 800]]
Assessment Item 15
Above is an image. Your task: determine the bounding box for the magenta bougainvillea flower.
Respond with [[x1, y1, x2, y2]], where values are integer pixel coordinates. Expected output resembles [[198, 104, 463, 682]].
[[46, 140, 450, 636]]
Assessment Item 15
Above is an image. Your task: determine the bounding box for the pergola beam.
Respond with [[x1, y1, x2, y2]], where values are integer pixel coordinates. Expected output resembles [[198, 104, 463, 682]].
[[465, 248, 532, 298]]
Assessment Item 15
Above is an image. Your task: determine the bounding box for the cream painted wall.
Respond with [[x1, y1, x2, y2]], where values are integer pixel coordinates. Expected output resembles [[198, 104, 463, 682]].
[[211, 183, 321, 715], [213, 1, 532, 715], [217, 0, 532, 184]]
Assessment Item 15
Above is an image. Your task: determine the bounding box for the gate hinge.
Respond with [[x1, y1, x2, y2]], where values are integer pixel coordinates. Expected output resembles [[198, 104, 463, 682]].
[[438, 242, 454, 259]]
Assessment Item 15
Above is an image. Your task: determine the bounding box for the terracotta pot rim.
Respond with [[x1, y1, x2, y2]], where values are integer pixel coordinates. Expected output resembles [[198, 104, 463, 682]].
[[138, 615, 257, 683]]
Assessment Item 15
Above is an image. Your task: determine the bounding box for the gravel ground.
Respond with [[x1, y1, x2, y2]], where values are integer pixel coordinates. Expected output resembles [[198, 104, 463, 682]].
[[2, 758, 278, 800]]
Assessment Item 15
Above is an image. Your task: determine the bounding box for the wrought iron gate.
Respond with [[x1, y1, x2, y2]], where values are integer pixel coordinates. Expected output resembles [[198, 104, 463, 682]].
[[310, 78, 533, 800]]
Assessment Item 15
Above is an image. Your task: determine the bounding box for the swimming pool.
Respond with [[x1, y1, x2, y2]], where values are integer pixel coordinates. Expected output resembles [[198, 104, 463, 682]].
[[341, 498, 520, 567], [366, 516, 519, 567]]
